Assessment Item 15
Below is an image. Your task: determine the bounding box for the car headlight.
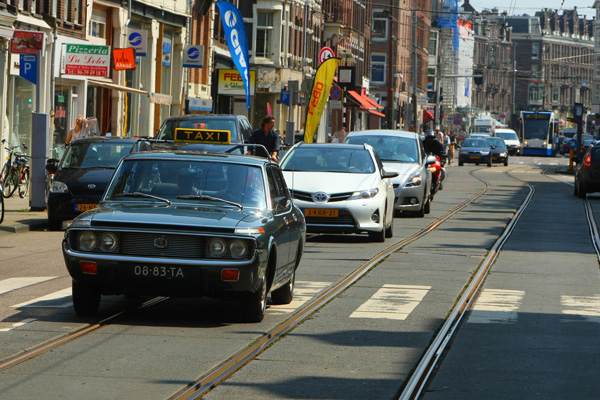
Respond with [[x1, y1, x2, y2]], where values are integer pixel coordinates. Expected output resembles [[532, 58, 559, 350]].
[[482, 151, 490, 155], [50, 181, 69, 193], [499, 152, 507, 157], [208, 238, 227, 257], [98, 233, 118, 252], [229, 239, 248, 259], [404, 171, 422, 188], [348, 188, 379, 200], [77, 231, 97, 251]]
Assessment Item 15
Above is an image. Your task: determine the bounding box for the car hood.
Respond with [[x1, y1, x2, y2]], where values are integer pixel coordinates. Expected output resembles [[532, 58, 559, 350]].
[[503, 139, 520, 145], [54, 168, 116, 190], [75, 203, 266, 231], [282, 171, 380, 192]]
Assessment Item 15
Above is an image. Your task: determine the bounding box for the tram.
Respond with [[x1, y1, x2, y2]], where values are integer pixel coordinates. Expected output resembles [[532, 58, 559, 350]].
[[520, 110, 557, 156]]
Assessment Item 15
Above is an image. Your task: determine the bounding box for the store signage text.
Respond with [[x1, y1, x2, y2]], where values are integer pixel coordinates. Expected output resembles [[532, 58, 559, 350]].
[[63, 44, 110, 77]]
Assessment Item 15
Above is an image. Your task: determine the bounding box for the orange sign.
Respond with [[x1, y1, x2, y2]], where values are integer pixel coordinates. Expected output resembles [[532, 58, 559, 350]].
[[11, 30, 44, 55], [113, 48, 136, 70]]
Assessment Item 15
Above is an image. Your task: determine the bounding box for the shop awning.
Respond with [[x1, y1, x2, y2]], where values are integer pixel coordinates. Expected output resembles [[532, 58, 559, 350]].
[[367, 109, 386, 118], [423, 110, 434, 123], [88, 79, 148, 95], [346, 90, 383, 112], [362, 95, 383, 110]]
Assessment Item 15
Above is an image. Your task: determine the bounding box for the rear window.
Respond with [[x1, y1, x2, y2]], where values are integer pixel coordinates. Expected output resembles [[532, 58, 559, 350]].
[[345, 135, 418, 163], [496, 131, 518, 140], [156, 118, 240, 142]]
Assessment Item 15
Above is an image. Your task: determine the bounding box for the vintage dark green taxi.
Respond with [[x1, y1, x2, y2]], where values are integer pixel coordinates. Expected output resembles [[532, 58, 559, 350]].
[[62, 150, 306, 322]]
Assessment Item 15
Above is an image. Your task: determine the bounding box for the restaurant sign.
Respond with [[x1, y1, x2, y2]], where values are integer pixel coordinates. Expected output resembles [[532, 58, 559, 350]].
[[63, 44, 110, 77], [11, 30, 45, 55]]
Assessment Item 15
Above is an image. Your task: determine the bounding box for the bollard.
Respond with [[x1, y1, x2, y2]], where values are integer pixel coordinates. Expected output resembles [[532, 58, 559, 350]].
[[569, 148, 574, 169]]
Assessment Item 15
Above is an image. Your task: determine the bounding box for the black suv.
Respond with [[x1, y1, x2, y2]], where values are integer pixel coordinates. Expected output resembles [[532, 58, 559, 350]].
[[155, 114, 253, 144], [574, 140, 600, 198]]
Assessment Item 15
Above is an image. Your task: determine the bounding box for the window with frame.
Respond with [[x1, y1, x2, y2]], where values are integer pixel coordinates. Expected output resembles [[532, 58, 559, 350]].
[[372, 10, 389, 41], [552, 87, 559, 104], [370, 53, 386, 85], [528, 85, 543, 106], [429, 31, 437, 55], [90, 10, 106, 39], [532, 43, 539, 59], [256, 11, 274, 58]]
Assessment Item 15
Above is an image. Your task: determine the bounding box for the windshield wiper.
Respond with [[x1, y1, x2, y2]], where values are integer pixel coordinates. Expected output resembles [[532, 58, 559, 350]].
[[112, 192, 171, 205], [176, 194, 243, 210]]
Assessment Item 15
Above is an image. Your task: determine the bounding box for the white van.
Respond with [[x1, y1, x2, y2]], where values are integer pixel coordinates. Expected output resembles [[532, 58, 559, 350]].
[[473, 117, 498, 136], [495, 128, 521, 155]]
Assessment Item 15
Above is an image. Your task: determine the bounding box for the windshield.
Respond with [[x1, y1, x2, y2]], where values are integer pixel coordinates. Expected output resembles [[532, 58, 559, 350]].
[[489, 138, 506, 147], [61, 142, 132, 169], [105, 159, 267, 209], [156, 118, 239, 142], [345, 135, 419, 163], [281, 147, 375, 173], [462, 139, 489, 148], [496, 131, 518, 140]]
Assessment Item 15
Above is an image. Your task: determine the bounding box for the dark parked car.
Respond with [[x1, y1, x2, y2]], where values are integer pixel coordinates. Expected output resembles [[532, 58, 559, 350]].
[[488, 137, 509, 166], [45, 137, 152, 230], [574, 141, 600, 198], [62, 150, 306, 322], [458, 138, 492, 167], [154, 114, 253, 145]]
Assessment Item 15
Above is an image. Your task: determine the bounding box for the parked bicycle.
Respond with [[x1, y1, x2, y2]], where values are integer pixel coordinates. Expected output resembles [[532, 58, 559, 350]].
[[0, 179, 4, 224], [1, 139, 30, 198]]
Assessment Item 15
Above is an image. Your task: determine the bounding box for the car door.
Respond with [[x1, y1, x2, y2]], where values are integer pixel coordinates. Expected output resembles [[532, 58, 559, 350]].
[[266, 165, 292, 274]]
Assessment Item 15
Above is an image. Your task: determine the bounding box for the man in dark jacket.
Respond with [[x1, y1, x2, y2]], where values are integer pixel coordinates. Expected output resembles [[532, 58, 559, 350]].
[[249, 115, 281, 161], [423, 130, 444, 158]]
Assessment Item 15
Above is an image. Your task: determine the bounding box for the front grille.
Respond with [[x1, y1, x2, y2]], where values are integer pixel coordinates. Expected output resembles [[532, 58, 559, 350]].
[[292, 190, 354, 203]]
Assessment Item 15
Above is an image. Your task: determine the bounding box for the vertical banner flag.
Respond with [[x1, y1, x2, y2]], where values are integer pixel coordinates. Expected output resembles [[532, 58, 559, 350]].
[[304, 57, 340, 143], [216, 1, 251, 111]]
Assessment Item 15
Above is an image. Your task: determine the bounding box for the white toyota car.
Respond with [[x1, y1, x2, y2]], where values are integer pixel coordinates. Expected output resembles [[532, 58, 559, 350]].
[[280, 143, 397, 242]]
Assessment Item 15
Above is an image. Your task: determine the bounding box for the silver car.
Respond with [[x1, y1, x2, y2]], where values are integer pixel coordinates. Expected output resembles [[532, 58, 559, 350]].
[[345, 130, 435, 217]]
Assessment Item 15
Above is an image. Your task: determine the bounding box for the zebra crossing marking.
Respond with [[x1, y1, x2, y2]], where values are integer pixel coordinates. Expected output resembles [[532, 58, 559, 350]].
[[350, 284, 431, 320], [12, 288, 72, 309], [268, 281, 330, 315], [561, 294, 600, 323], [0, 277, 56, 295], [467, 288, 525, 324]]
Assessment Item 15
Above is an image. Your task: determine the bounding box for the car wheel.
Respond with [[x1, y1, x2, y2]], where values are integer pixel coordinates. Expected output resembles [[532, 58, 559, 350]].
[[424, 195, 431, 214], [385, 215, 393, 238], [574, 178, 579, 196], [458, 160, 464, 166], [72, 279, 101, 316], [368, 222, 386, 242], [241, 278, 267, 322], [504, 158, 508, 167], [578, 180, 587, 199], [271, 268, 295, 305], [48, 217, 63, 231]]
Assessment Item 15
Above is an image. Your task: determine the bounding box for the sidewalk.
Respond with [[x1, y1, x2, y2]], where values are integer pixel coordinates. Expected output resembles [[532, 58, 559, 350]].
[[1, 195, 48, 233]]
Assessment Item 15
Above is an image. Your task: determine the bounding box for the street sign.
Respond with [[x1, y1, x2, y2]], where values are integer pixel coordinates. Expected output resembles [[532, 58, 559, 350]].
[[330, 84, 342, 100], [454, 118, 461, 125], [281, 90, 290, 106], [319, 47, 334, 64], [20, 54, 37, 85], [567, 138, 577, 149]]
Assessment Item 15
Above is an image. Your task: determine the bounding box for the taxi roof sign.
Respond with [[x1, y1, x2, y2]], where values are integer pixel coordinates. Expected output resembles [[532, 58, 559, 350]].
[[174, 128, 231, 144]]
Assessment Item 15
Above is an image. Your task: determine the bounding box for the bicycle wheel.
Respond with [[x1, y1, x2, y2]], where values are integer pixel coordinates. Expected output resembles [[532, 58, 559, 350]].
[[3, 169, 18, 198], [0, 188, 4, 224], [18, 169, 30, 198]]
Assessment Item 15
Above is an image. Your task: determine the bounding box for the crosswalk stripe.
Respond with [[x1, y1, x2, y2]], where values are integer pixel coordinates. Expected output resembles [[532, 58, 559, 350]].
[[0, 277, 57, 295], [268, 281, 330, 315], [350, 284, 431, 320], [0, 318, 36, 332], [467, 288, 525, 324], [12, 288, 72, 309], [561, 295, 600, 323]]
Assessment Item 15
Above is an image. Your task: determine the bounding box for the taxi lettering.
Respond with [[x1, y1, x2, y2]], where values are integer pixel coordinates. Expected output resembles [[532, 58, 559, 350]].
[[174, 128, 231, 144]]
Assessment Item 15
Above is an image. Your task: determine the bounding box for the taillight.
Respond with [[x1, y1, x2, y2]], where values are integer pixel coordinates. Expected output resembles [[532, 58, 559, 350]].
[[584, 155, 591, 170]]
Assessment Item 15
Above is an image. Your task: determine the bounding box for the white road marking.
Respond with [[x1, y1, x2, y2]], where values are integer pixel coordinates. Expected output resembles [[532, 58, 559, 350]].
[[561, 294, 600, 323], [12, 288, 72, 308], [0, 318, 36, 332], [0, 277, 57, 295], [467, 288, 525, 324], [268, 281, 331, 315], [350, 284, 431, 320]]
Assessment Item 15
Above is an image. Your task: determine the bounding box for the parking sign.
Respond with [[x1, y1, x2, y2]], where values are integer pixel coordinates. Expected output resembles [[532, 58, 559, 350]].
[[20, 54, 36, 85]]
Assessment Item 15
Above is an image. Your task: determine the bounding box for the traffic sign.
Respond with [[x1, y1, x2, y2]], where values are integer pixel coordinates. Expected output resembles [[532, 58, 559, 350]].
[[281, 90, 290, 106], [319, 47, 334, 64], [330, 84, 342, 100], [20, 54, 37, 85], [454, 118, 461, 125], [567, 138, 577, 149]]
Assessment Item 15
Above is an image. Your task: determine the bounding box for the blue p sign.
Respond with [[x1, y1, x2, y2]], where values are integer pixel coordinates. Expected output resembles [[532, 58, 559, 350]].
[[20, 55, 37, 85]]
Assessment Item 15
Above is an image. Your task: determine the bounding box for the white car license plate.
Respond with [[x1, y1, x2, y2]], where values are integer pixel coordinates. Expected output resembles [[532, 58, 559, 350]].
[[133, 265, 185, 279]]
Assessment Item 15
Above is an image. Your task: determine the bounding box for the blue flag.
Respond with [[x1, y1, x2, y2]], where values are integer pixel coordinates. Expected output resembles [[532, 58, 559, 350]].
[[216, 1, 251, 111]]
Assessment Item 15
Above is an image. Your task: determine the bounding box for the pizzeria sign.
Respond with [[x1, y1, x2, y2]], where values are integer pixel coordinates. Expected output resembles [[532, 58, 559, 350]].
[[62, 44, 110, 77]]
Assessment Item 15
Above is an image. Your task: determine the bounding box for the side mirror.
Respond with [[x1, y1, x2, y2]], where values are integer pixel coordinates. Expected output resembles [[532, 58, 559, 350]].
[[274, 196, 291, 212], [381, 168, 399, 179]]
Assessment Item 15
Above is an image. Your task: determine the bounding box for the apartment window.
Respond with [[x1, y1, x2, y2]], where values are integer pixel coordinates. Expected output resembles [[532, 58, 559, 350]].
[[429, 31, 438, 56], [552, 87, 559, 104], [528, 85, 543, 106], [532, 43, 539, 59], [371, 53, 386, 85], [372, 10, 389, 41], [89, 10, 106, 39], [256, 12, 273, 58]]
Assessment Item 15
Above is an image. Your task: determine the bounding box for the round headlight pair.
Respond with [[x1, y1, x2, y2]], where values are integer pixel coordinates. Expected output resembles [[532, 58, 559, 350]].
[[208, 238, 248, 259], [77, 231, 118, 252]]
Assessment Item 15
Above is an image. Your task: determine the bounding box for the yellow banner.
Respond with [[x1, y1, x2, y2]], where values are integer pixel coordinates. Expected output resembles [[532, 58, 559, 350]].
[[304, 58, 340, 143]]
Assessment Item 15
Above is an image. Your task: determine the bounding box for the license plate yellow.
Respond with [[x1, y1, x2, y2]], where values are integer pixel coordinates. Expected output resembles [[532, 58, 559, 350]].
[[304, 208, 339, 217], [76, 204, 97, 212]]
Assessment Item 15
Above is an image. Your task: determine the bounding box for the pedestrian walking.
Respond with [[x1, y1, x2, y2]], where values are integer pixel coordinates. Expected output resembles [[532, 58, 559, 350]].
[[248, 115, 281, 162]]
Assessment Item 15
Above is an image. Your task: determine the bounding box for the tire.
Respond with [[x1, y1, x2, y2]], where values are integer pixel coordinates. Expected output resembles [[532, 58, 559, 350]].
[[0, 193, 4, 224], [48, 217, 63, 231], [241, 278, 267, 322], [18, 169, 29, 198], [574, 178, 579, 196], [424, 195, 431, 214], [414, 194, 425, 218], [368, 226, 386, 242], [3, 169, 18, 198], [72, 279, 101, 316], [385, 215, 394, 238], [271, 268, 295, 305], [577, 180, 587, 199], [503, 158, 508, 167], [458, 160, 464, 166]]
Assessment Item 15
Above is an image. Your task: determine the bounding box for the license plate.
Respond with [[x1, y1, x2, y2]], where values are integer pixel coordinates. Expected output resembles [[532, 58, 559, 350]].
[[133, 265, 185, 279], [76, 203, 97, 212], [304, 208, 339, 217], [469, 155, 481, 159]]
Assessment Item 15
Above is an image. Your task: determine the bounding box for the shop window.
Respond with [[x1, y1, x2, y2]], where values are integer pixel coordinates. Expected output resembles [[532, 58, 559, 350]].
[[256, 11, 273, 59], [371, 54, 386, 85]]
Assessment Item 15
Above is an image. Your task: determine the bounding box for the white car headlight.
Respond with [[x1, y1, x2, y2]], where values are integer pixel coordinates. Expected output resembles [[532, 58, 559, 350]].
[[50, 181, 69, 193], [348, 188, 379, 200], [404, 171, 422, 188], [499, 152, 507, 157]]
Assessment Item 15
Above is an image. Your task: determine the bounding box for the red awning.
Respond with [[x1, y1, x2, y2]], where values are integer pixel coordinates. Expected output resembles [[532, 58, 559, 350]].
[[347, 90, 385, 118], [423, 110, 434, 123], [361, 95, 383, 110], [367, 109, 386, 118]]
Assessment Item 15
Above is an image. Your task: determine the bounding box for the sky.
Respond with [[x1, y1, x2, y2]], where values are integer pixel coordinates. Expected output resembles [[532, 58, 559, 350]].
[[467, 0, 597, 19]]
